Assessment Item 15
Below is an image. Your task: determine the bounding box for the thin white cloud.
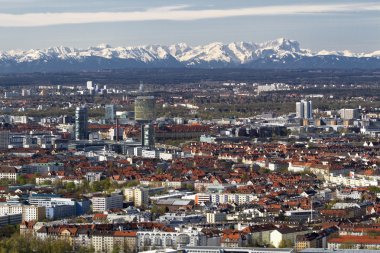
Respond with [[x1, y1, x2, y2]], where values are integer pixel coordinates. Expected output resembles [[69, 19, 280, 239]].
[[0, 3, 379, 27]]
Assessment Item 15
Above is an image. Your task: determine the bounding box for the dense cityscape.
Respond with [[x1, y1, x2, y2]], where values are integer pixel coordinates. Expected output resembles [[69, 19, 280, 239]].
[[1, 0, 380, 252], [0, 79, 378, 253]]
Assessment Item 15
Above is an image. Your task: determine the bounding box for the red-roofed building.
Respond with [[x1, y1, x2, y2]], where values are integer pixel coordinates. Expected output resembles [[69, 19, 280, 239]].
[[328, 235, 380, 250], [221, 229, 248, 248]]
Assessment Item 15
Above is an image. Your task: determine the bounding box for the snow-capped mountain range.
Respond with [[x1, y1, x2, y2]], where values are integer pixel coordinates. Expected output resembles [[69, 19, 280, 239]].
[[1, 38, 380, 72]]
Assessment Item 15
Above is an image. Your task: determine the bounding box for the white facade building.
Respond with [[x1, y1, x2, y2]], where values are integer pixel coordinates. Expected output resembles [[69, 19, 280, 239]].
[[327, 173, 378, 187], [0, 204, 45, 221], [124, 187, 149, 207], [210, 193, 258, 205], [92, 194, 123, 212], [339, 108, 360, 120], [0, 167, 17, 182], [296, 100, 313, 119], [137, 228, 206, 251]]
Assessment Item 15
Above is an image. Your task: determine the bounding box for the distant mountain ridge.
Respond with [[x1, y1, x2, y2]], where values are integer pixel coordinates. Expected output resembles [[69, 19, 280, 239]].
[[1, 38, 380, 72]]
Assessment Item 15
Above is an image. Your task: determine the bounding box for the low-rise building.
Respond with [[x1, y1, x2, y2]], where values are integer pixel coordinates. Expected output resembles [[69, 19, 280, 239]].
[[221, 230, 248, 248], [270, 227, 310, 248], [0, 166, 18, 182], [0, 203, 45, 222], [328, 235, 380, 250], [182, 246, 294, 253], [327, 173, 378, 187], [206, 211, 227, 224], [210, 193, 258, 205], [0, 213, 22, 226], [136, 228, 206, 251]]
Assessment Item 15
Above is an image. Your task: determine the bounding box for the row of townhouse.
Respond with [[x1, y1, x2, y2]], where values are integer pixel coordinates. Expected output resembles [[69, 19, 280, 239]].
[[0, 203, 45, 221], [30, 221, 310, 251], [34, 225, 207, 252], [195, 193, 258, 205], [35, 226, 137, 253], [327, 173, 378, 187], [0, 165, 66, 184], [140, 179, 188, 189], [328, 235, 380, 250], [226, 225, 310, 248], [136, 228, 206, 251], [91, 231, 137, 253], [0, 166, 18, 182]]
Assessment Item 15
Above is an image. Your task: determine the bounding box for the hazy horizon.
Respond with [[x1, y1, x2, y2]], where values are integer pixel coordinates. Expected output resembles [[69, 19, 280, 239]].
[[0, 0, 379, 52]]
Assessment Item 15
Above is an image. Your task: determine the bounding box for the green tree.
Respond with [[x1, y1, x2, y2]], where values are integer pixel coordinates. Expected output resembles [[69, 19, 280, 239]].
[[16, 175, 36, 185], [185, 183, 194, 191], [278, 239, 293, 248], [368, 186, 380, 193], [0, 234, 73, 253], [65, 182, 76, 192], [112, 245, 121, 253], [42, 180, 52, 185], [0, 225, 18, 239], [91, 181, 103, 192], [125, 180, 139, 188], [0, 179, 11, 187], [150, 204, 166, 217]]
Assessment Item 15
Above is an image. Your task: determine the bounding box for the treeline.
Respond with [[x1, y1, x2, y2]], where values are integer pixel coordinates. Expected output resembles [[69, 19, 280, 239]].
[[11, 107, 104, 118], [1, 68, 380, 86], [0, 233, 94, 253]]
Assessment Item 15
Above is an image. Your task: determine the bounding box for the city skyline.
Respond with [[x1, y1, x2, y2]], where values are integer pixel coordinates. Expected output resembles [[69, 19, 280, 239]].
[[0, 1, 380, 252]]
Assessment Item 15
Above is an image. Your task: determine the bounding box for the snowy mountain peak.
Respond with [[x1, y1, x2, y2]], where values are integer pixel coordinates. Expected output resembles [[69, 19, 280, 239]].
[[0, 38, 379, 72], [96, 43, 112, 49], [168, 43, 191, 57], [260, 38, 301, 52]]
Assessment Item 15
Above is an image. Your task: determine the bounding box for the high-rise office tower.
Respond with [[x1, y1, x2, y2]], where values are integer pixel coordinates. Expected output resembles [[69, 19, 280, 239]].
[[105, 104, 116, 123], [134, 96, 156, 123], [306, 100, 313, 119], [75, 106, 88, 140], [296, 100, 313, 119], [86, 81, 94, 90], [139, 82, 144, 93], [0, 131, 9, 149], [296, 102, 305, 118], [141, 124, 155, 148]]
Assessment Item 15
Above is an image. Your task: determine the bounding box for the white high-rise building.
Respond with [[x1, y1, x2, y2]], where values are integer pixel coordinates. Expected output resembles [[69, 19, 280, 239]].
[[86, 81, 94, 90], [296, 102, 304, 118], [296, 100, 313, 119]]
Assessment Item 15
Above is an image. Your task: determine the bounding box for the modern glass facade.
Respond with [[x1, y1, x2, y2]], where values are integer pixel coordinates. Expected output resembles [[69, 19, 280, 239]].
[[75, 106, 88, 140]]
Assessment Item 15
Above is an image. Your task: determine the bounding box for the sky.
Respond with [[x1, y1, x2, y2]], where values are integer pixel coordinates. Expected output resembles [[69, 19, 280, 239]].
[[0, 0, 379, 52]]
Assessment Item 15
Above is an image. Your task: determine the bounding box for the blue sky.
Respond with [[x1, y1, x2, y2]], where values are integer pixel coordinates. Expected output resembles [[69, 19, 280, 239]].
[[0, 0, 379, 52]]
